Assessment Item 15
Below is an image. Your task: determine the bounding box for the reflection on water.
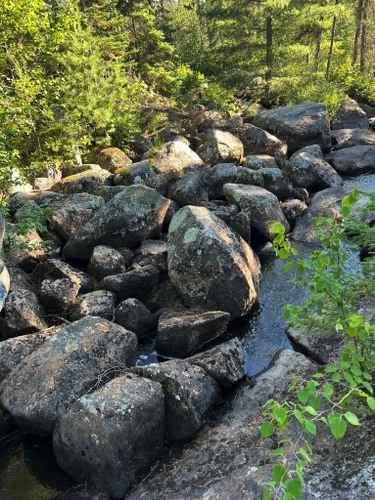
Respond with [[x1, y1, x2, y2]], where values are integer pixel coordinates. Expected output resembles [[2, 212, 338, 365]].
[[0, 432, 74, 500]]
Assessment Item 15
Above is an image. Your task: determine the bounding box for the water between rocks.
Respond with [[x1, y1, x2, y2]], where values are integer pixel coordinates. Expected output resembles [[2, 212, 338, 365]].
[[1, 173, 374, 499]]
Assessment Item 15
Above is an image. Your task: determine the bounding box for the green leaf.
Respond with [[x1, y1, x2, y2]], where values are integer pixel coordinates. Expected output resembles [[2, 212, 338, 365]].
[[340, 360, 350, 369], [335, 323, 344, 332], [296, 262, 304, 274], [347, 326, 357, 337], [332, 373, 341, 382], [367, 397, 375, 410], [362, 381, 373, 394], [262, 491, 271, 500], [284, 309, 291, 320], [313, 373, 323, 378], [294, 408, 304, 425], [363, 372, 372, 381], [330, 416, 347, 440], [323, 383, 334, 398], [344, 372, 356, 387], [284, 260, 293, 271], [297, 389, 309, 404], [298, 447, 311, 463], [305, 406, 318, 416], [279, 247, 289, 259], [270, 448, 284, 456], [273, 405, 288, 428], [344, 411, 360, 426], [271, 464, 287, 484], [350, 365, 362, 376], [325, 365, 338, 373], [304, 419, 316, 435], [260, 421, 274, 438], [309, 396, 321, 410], [307, 380, 319, 393], [286, 478, 302, 499]]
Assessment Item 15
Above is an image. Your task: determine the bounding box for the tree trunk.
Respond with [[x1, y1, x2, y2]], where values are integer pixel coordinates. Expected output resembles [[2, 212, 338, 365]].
[[265, 14, 272, 81], [352, 0, 364, 66], [325, 0, 338, 80], [359, 0, 369, 73]]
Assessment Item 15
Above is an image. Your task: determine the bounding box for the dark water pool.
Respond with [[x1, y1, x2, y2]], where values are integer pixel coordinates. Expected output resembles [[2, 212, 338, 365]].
[[1, 173, 375, 499]]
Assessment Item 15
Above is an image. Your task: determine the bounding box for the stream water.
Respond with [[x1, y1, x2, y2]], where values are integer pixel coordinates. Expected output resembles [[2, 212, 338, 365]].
[[1, 173, 375, 499]]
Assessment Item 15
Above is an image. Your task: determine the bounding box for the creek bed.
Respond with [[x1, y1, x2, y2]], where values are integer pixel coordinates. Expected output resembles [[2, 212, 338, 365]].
[[1, 173, 375, 499]]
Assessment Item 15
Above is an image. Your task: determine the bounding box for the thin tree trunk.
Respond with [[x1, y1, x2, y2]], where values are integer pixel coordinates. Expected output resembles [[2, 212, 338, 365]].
[[265, 14, 272, 81], [314, 25, 322, 71], [352, 0, 364, 66], [325, 0, 338, 80], [359, 0, 369, 73]]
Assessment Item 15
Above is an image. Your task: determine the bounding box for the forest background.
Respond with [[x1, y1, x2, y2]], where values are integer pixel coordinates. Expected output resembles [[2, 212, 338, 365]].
[[1, 0, 375, 189]]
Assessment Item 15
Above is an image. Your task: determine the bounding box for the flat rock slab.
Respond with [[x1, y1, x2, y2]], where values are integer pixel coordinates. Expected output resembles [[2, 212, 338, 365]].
[[167, 206, 261, 320], [287, 327, 343, 365], [0, 316, 138, 435], [325, 145, 375, 175], [63, 185, 170, 260], [247, 102, 331, 154], [53, 374, 164, 500], [223, 184, 290, 240], [155, 309, 230, 358], [100, 264, 160, 302], [131, 359, 221, 442], [187, 337, 245, 387]]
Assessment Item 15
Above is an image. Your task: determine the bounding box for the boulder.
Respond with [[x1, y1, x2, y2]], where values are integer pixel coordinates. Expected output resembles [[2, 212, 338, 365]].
[[242, 155, 266, 170], [202, 163, 263, 199], [61, 164, 104, 178], [38, 277, 80, 314], [187, 337, 245, 387], [90, 185, 126, 202], [331, 128, 375, 150], [291, 205, 343, 245], [325, 146, 375, 175], [155, 309, 230, 358], [7, 267, 36, 293], [113, 160, 168, 196], [167, 206, 261, 319], [53, 484, 110, 500], [127, 132, 152, 162], [33, 259, 95, 294], [289, 144, 324, 161], [223, 184, 290, 241], [0, 326, 62, 382], [0, 404, 16, 437], [114, 298, 155, 338], [229, 209, 252, 245], [247, 102, 331, 154], [168, 170, 209, 207], [100, 265, 160, 302], [63, 185, 170, 260], [284, 152, 343, 191], [331, 99, 369, 130], [95, 147, 132, 173], [3, 228, 45, 273], [68, 291, 116, 322], [152, 140, 205, 180], [0, 316, 138, 435], [147, 280, 184, 313], [53, 374, 164, 499], [0, 260, 10, 313], [131, 240, 167, 274], [197, 129, 244, 165], [259, 167, 294, 200], [131, 360, 221, 442], [310, 186, 350, 209], [48, 193, 105, 241], [280, 199, 307, 229], [51, 169, 112, 195], [287, 326, 342, 365], [239, 123, 287, 158], [87, 246, 126, 280], [3, 290, 47, 338]]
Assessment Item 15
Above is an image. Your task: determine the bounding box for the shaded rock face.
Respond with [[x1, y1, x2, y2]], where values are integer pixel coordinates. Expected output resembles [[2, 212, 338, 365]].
[[331, 99, 369, 130], [100, 265, 160, 303], [291, 205, 343, 245], [114, 298, 155, 337], [155, 309, 230, 358], [113, 160, 168, 196], [0, 316, 138, 435], [239, 122, 287, 158], [223, 184, 290, 241], [247, 102, 331, 154], [197, 129, 244, 165], [87, 246, 125, 280], [63, 185, 170, 260], [53, 375, 164, 500], [168, 170, 209, 207], [68, 291, 116, 322], [331, 128, 375, 150], [167, 206, 261, 320], [132, 360, 221, 442], [259, 167, 294, 201]]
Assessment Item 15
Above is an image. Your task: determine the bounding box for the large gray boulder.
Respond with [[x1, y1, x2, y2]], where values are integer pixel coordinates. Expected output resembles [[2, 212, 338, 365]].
[[202, 163, 264, 199], [239, 123, 287, 158], [100, 265, 160, 303], [87, 246, 126, 280], [155, 308, 230, 358], [95, 147, 132, 173], [51, 169, 112, 195], [113, 160, 168, 196], [259, 167, 294, 200], [53, 374, 164, 499], [291, 205, 343, 245], [325, 145, 375, 175], [3, 290, 47, 338], [223, 184, 290, 241], [331, 99, 369, 130], [331, 128, 375, 150], [168, 169, 209, 207], [114, 298, 155, 338], [68, 291, 116, 322], [247, 102, 331, 154], [197, 129, 244, 165], [284, 152, 343, 191], [0, 316, 138, 435], [63, 185, 170, 260], [167, 206, 261, 320], [131, 360, 221, 442], [152, 140, 205, 180]]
